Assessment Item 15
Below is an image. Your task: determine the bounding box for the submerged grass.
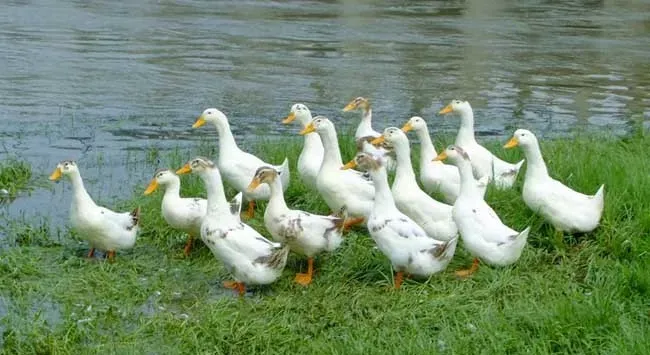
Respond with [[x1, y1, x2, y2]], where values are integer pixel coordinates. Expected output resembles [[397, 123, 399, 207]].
[[1, 132, 649, 354], [0, 159, 32, 199]]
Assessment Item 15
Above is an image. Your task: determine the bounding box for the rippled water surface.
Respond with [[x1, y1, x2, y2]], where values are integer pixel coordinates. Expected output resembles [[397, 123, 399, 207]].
[[1, 0, 649, 228]]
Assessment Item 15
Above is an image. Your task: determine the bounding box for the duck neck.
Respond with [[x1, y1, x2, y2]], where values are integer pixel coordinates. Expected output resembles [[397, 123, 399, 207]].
[[212, 120, 240, 160], [393, 142, 418, 187], [355, 108, 373, 137], [457, 159, 481, 198], [415, 127, 438, 165], [300, 117, 323, 153], [521, 142, 548, 179], [369, 167, 397, 212], [319, 127, 344, 167], [162, 179, 181, 200], [200, 169, 229, 215], [266, 177, 289, 214], [456, 109, 477, 145], [69, 172, 95, 207]]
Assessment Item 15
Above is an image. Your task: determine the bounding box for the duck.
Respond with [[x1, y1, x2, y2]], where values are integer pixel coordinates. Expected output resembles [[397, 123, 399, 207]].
[[247, 166, 346, 286], [281, 103, 324, 190], [342, 97, 395, 170], [193, 108, 290, 218], [176, 157, 289, 297], [342, 153, 457, 289], [434, 146, 530, 277], [504, 129, 605, 233], [439, 100, 524, 189], [371, 127, 458, 242], [143, 168, 243, 256], [49, 160, 140, 262], [401, 116, 462, 204], [299, 116, 374, 228]]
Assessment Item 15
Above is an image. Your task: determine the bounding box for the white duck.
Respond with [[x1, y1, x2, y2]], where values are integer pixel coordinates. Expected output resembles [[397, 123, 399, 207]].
[[143, 168, 243, 256], [299, 116, 374, 228], [176, 157, 289, 297], [435, 146, 530, 277], [343, 153, 457, 289], [401, 116, 462, 204], [504, 129, 605, 233], [247, 166, 346, 286], [342, 97, 395, 170], [371, 127, 457, 242], [49, 160, 140, 262], [193, 108, 290, 218], [282, 103, 323, 190], [439, 100, 524, 188]]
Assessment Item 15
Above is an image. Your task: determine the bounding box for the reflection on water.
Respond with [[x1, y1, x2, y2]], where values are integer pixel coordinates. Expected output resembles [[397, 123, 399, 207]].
[[0, 0, 648, 228]]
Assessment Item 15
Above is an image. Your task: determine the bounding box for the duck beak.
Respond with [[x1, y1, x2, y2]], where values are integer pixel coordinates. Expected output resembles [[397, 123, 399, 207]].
[[504, 137, 519, 149], [49, 167, 62, 181], [433, 152, 448, 162], [192, 115, 206, 128], [299, 122, 316, 135], [370, 135, 385, 146], [401, 122, 413, 133], [438, 104, 453, 115], [247, 177, 261, 192], [282, 112, 296, 124], [342, 100, 357, 112], [143, 179, 158, 195], [176, 164, 192, 175], [341, 160, 357, 170]]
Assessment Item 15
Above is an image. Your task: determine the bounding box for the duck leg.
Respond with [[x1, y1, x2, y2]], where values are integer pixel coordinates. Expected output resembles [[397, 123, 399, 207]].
[[183, 234, 194, 256], [295, 257, 314, 286], [455, 258, 479, 278], [86, 248, 95, 259], [222, 281, 239, 289], [343, 217, 365, 230], [236, 282, 246, 297], [245, 201, 255, 219], [394, 271, 404, 289], [107, 250, 116, 263]]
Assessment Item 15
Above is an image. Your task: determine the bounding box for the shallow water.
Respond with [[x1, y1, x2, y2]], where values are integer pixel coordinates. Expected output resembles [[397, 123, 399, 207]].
[[1, 0, 649, 229]]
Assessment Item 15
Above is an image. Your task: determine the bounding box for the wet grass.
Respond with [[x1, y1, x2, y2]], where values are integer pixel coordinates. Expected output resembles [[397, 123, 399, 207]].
[[0, 159, 32, 201], [1, 131, 649, 354]]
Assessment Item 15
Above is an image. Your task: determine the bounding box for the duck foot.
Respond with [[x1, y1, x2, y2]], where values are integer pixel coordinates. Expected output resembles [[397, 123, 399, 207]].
[[455, 258, 479, 278], [106, 250, 116, 263], [343, 217, 365, 231], [86, 248, 96, 259], [294, 257, 314, 286], [394, 271, 404, 289]]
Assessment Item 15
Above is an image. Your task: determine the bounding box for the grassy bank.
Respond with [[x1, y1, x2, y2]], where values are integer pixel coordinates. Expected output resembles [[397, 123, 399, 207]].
[[0, 159, 32, 201], [1, 132, 649, 354]]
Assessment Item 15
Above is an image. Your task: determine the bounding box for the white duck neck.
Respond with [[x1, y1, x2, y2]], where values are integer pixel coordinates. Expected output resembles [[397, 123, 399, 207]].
[[392, 140, 418, 187], [415, 126, 438, 165], [355, 108, 373, 138], [69, 171, 95, 207], [212, 119, 240, 159], [521, 141, 548, 179], [162, 178, 181, 199], [456, 108, 477, 146], [369, 167, 397, 212], [300, 115, 323, 152], [456, 158, 482, 198], [319, 126, 344, 167], [199, 168, 229, 215], [266, 177, 289, 214]]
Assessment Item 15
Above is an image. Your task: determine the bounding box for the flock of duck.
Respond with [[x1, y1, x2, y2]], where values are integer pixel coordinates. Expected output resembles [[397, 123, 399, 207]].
[[48, 98, 606, 296]]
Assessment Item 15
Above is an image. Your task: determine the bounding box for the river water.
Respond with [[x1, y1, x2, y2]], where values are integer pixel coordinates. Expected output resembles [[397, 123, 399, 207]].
[[1, 0, 649, 231]]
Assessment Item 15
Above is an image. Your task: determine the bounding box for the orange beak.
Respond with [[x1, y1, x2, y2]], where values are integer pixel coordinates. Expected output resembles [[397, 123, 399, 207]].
[[143, 179, 159, 195], [401, 122, 414, 133], [299, 122, 316, 135], [49, 167, 62, 181], [503, 137, 519, 149], [370, 135, 385, 145], [192, 115, 206, 128], [247, 177, 261, 192], [282, 112, 296, 124], [433, 151, 448, 162], [176, 164, 192, 175], [341, 160, 357, 170], [438, 104, 453, 115]]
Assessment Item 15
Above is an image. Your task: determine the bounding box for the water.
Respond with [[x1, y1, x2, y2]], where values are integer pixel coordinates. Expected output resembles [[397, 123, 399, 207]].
[[1, 0, 649, 229]]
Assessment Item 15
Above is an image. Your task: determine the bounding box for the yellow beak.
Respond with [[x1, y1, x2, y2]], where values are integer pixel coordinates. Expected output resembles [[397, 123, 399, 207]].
[[192, 115, 206, 128], [143, 179, 159, 195], [342, 101, 357, 112], [49, 167, 62, 181], [438, 104, 453, 115], [247, 177, 261, 192], [299, 122, 316, 135], [401, 122, 413, 133], [503, 137, 519, 149], [433, 151, 448, 162], [176, 164, 192, 175], [341, 160, 357, 170], [282, 112, 296, 124], [370, 135, 385, 145]]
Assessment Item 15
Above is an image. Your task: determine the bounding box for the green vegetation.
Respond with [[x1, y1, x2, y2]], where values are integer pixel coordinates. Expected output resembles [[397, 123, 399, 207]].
[[0, 159, 32, 200], [1, 132, 649, 354]]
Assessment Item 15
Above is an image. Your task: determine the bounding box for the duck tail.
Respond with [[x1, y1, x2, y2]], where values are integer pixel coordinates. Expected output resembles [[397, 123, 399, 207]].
[[268, 244, 290, 270], [430, 236, 459, 259], [130, 207, 141, 226], [514, 159, 525, 172], [332, 206, 349, 233], [593, 184, 605, 209], [278, 157, 291, 189]]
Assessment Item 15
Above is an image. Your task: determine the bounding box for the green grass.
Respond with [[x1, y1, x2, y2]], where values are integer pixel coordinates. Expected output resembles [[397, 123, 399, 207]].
[[1, 132, 649, 354], [0, 159, 32, 200]]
